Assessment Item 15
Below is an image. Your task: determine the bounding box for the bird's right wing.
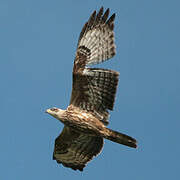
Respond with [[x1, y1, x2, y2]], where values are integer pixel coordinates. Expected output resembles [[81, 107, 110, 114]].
[[53, 126, 103, 171], [70, 7, 119, 125]]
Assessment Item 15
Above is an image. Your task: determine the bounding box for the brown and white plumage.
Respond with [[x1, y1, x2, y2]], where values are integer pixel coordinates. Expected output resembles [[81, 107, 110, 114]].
[[70, 68, 119, 125], [53, 126, 103, 171], [71, 7, 117, 125], [46, 7, 137, 171], [75, 7, 115, 67]]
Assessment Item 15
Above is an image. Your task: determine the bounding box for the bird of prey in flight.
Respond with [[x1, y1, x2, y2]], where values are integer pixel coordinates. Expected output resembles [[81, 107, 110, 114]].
[[46, 7, 137, 171]]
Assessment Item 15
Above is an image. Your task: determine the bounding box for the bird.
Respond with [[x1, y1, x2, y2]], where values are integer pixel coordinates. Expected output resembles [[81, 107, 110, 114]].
[[46, 7, 137, 171]]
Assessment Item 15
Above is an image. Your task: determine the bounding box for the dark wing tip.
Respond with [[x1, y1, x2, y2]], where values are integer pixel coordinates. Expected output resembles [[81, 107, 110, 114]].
[[95, 7, 104, 25], [78, 7, 115, 45], [102, 8, 110, 23], [91, 10, 96, 17], [78, 22, 88, 44], [99, 6, 104, 13], [63, 163, 85, 171], [87, 10, 96, 28], [107, 13, 115, 24], [98, 6, 104, 17], [106, 13, 116, 30]]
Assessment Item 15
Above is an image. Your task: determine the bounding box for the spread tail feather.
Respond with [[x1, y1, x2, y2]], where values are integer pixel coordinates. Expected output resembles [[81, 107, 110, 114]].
[[104, 128, 137, 148]]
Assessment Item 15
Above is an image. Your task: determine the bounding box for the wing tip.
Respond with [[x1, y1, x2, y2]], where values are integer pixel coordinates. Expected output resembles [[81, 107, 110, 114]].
[[53, 158, 86, 171], [63, 163, 86, 172]]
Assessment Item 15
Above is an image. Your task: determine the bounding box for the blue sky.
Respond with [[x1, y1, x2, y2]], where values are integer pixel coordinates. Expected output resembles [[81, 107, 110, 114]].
[[1, 0, 180, 179]]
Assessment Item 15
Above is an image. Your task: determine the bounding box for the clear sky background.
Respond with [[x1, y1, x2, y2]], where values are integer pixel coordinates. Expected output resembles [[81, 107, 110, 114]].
[[1, 0, 180, 179]]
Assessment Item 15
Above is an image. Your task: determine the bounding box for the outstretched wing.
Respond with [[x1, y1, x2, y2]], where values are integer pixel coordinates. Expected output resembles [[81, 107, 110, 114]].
[[53, 126, 103, 171], [70, 7, 119, 124], [73, 7, 116, 71]]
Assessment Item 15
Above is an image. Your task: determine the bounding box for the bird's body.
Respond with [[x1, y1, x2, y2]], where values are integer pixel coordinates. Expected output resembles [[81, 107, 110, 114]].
[[46, 7, 137, 171], [60, 105, 107, 136], [47, 105, 106, 136], [47, 105, 136, 148]]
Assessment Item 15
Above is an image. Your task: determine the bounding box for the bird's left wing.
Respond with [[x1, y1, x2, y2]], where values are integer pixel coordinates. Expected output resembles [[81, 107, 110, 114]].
[[53, 126, 103, 171]]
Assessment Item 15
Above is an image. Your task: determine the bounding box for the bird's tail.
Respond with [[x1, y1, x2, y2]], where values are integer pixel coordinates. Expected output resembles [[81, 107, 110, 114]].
[[103, 128, 137, 148]]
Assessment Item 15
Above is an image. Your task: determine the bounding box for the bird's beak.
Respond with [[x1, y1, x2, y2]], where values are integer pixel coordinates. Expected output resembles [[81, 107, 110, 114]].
[[45, 109, 50, 113]]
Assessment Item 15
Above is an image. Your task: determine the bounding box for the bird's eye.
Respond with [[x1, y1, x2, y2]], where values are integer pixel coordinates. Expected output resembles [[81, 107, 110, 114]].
[[50, 108, 58, 112]]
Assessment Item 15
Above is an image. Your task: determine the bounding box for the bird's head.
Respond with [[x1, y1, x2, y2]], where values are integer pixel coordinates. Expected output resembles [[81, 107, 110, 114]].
[[45, 107, 65, 119]]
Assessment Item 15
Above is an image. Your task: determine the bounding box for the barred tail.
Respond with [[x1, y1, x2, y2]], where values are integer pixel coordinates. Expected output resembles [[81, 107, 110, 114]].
[[104, 128, 137, 148]]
